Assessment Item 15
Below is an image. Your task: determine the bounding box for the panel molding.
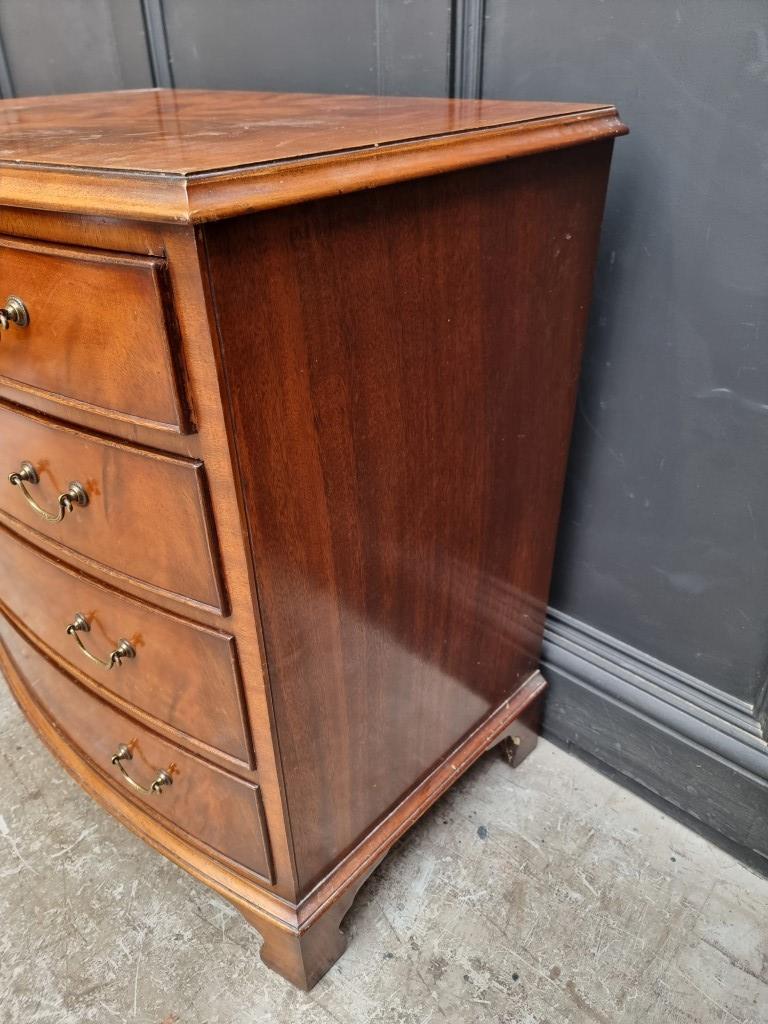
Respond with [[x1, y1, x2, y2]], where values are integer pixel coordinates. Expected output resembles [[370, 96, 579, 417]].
[[450, 0, 486, 99], [756, 676, 768, 738], [542, 607, 768, 779], [0, 30, 14, 98], [141, 0, 174, 88]]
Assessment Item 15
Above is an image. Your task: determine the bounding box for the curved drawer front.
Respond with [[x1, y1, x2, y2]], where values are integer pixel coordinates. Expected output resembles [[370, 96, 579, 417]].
[[0, 614, 272, 882], [0, 236, 190, 433], [0, 404, 226, 613], [0, 525, 252, 766]]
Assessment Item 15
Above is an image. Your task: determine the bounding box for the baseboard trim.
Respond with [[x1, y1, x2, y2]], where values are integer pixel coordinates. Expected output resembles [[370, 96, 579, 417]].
[[541, 608, 768, 862], [543, 608, 768, 781], [545, 733, 768, 877]]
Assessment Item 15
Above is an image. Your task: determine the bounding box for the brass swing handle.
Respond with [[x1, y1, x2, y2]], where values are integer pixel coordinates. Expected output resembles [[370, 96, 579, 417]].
[[8, 462, 88, 523], [66, 613, 136, 670], [111, 744, 173, 796], [0, 296, 28, 331]]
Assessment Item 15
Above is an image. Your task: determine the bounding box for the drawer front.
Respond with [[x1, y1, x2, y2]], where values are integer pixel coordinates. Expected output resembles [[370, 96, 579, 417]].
[[0, 404, 226, 613], [0, 613, 273, 882], [0, 236, 190, 433], [0, 524, 251, 766]]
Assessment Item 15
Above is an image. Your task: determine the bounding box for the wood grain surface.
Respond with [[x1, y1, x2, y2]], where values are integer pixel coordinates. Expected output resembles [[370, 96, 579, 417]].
[[0, 89, 627, 222], [206, 142, 614, 893], [0, 523, 252, 767], [0, 89, 616, 173], [0, 234, 190, 433], [0, 612, 273, 881], [0, 403, 227, 613]]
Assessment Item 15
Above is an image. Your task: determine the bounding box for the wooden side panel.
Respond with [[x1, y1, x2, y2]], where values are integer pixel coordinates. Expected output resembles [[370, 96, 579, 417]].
[[205, 144, 614, 892]]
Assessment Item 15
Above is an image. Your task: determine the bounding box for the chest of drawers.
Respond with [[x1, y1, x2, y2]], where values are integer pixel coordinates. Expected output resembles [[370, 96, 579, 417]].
[[0, 89, 626, 989]]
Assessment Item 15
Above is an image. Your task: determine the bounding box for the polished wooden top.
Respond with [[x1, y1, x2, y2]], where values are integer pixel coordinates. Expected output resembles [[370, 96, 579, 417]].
[[0, 89, 627, 222], [0, 89, 614, 174]]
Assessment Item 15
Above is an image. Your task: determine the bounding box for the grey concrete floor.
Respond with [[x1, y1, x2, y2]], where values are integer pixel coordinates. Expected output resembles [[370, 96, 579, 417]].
[[1, 680, 767, 1024]]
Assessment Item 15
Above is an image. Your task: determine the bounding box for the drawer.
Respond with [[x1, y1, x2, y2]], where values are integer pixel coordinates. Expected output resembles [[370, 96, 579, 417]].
[[0, 612, 273, 882], [0, 236, 190, 433], [0, 404, 226, 614], [0, 524, 252, 767]]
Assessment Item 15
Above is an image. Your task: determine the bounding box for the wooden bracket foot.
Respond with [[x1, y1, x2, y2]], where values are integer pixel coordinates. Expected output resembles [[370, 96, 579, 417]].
[[236, 890, 357, 990], [497, 693, 542, 768]]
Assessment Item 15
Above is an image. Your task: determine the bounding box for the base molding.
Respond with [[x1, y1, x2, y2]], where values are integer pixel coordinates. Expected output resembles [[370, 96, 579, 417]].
[[0, 624, 544, 985], [282, 669, 547, 933], [542, 608, 768, 865]]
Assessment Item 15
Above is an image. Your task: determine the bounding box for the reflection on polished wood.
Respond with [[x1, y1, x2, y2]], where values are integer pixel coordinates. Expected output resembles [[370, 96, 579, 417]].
[[0, 88, 618, 174], [206, 143, 614, 893], [0, 88, 626, 989]]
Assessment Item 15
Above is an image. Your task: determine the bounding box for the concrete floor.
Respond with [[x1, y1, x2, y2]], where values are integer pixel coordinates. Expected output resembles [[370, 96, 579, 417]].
[[1, 680, 767, 1024]]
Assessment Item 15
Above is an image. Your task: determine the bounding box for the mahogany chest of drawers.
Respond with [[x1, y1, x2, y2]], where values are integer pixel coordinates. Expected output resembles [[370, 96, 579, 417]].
[[0, 89, 625, 989]]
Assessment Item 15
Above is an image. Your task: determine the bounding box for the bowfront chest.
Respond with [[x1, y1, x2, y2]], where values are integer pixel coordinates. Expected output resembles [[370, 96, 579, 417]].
[[0, 89, 626, 988]]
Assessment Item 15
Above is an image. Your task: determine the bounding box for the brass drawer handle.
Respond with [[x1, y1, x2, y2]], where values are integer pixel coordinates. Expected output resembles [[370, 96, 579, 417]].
[[111, 744, 173, 795], [66, 613, 135, 670], [8, 461, 88, 523], [0, 296, 29, 331]]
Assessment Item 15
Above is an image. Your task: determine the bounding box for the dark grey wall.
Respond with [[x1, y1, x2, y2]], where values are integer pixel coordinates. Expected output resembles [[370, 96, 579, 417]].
[[1, 0, 766, 864], [163, 0, 452, 96], [484, 0, 768, 709], [0, 1, 152, 95], [481, 0, 768, 867], [0, 0, 453, 99]]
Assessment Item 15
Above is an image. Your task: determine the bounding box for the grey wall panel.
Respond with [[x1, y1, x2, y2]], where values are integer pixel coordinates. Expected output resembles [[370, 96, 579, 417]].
[[376, 0, 452, 96], [0, 31, 12, 98], [0, 0, 152, 96], [484, 0, 768, 708], [163, 0, 452, 96]]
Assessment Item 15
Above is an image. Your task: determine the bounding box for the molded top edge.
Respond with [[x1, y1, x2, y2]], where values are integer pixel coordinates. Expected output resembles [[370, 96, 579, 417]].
[[0, 89, 627, 222]]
